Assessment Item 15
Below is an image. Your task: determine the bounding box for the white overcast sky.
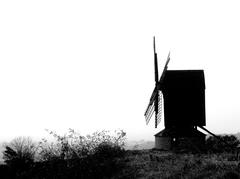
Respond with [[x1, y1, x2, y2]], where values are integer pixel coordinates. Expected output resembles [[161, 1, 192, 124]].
[[0, 0, 240, 141]]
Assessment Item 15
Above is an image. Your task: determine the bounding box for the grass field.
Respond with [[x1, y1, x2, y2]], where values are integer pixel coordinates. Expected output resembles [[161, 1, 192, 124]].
[[115, 150, 240, 179]]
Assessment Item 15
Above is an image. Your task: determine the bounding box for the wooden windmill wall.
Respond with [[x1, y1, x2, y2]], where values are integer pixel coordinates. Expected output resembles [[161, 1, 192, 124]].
[[162, 70, 205, 128]]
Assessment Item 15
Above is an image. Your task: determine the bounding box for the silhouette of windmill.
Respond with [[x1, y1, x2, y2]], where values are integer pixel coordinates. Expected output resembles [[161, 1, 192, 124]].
[[144, 37, 206, 150]]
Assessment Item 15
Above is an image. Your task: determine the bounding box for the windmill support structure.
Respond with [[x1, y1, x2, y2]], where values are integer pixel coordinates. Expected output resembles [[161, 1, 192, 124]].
[[199, 126, 234, 148], [154, 126, 206, 151]]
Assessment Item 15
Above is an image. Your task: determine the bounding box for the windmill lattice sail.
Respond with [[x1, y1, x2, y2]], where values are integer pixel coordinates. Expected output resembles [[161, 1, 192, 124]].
[[145, 102, 154, 125], [156, 91, 163, 127], [145, 91, 163, 127]]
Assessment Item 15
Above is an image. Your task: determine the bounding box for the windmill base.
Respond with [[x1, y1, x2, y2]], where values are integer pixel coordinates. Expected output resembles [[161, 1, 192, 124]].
[[154, 127, 206, 151]]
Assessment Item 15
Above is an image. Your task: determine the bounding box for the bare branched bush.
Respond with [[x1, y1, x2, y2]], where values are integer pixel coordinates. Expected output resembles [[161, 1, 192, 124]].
[[3, 137, 36, 171], [35, 129, 126, 178], [38, 129, 126, 161]]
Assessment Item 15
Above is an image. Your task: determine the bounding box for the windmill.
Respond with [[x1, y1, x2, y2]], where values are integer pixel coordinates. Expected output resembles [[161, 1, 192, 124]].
[[144, 37, 206, 150]]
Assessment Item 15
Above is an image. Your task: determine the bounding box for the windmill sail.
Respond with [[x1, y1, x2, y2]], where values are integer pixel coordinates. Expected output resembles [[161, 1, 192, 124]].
[[156, 91, 163, 126], [144, 37, 170, 128], [154, 91, 159, 128], [159, 52, 170, 85], [154, 37, 159, 83], [145, 37, 159, 125], [145, 103, 154, 124]]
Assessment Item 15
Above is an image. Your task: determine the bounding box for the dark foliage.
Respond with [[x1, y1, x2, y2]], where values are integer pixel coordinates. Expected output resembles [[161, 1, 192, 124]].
[[94, 142, 125, 160], [206, 135, 240, 153], [0, 165, 15, 179], [0, 129, 127, 179], [26, 143, 126, 179], [2, 137, 36, 177], [3, 146, 34, 170]]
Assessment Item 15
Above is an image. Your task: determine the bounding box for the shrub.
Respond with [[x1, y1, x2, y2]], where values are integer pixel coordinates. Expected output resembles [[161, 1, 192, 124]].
[[38, 129, 126, 160], [36, 129, 127, 178], [206, 135, 240, 153], [94, 141, 125, 160], [3, 137, 36, 173]]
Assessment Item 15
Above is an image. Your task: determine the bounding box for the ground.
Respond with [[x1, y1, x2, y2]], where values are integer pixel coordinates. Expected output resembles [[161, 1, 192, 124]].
[[115, 150, 240, 179]]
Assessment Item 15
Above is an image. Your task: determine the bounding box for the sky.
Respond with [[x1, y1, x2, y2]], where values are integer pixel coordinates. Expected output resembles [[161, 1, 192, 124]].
[[0, 0, 240, 142]]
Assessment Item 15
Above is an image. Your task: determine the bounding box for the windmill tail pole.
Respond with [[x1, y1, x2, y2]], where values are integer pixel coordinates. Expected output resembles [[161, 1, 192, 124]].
[[199, 126, 235, 150], [198, 126, 220, 139]]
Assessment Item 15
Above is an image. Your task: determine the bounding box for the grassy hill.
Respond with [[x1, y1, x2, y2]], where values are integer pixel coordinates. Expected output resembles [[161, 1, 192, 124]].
[[1, 148, 240, 179], [116, 150, 240, 179]]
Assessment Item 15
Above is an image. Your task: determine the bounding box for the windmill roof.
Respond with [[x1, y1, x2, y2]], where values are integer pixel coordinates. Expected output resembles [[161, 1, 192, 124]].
[[161, 70, 205, 89]]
